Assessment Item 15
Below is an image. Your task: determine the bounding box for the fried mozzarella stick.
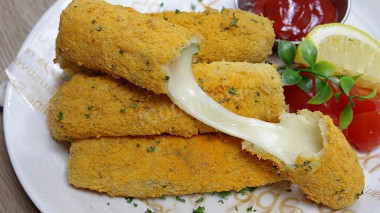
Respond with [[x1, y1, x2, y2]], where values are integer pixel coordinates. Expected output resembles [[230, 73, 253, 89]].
[[68, 133, 282, 198], [56, 0, 199, 94], [149, 8, 275, 63], [243, 111, 364, 209], [48, 62, 285, 141]]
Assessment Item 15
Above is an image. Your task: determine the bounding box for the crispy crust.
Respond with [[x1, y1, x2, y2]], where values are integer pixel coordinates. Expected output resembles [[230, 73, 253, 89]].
[[242, 110, 364, 209], [48, 62, 285, 141], [56, 0, 198, 94], [149, 8, 275, 63], [68, 133, 282, 198]]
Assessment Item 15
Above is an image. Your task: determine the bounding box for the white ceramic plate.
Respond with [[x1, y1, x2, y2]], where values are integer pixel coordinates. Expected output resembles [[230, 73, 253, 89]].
[[4, 0, 380, 212]]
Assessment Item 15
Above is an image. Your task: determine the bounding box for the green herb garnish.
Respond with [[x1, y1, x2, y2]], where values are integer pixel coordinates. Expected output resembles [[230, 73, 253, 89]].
[[146, 146, 155, 153], [175, 9, 181, 14], [247, 207, 253, 211], [120, 109, 126, 114], [159, 195, 166, 200], [176, 196, 186, 203], [88, 105, 94, 110], [125, 197, 133, 203], [219, 191, 231, 199], [230, 13, 239, 27], [129, 103, 137, 109], [85, 114, 90, 118], [277, 39, 377, 129], [145, 208, 155, 213], [57, 111, 63, 122], [195, 197, 204, 203], [217, 200, 224, 204], [192, 206, 205, 213], [229, 86, 236, 95]]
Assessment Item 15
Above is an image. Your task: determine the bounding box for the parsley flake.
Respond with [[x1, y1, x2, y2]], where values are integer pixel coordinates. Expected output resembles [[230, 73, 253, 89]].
[[125, 197, 133, 203], [217, 200, 224, 204], [247, 207, 253, 211], [57, 111, 63, 122], [176, 196, 186, 203], [195, 196, 204, 203], [219, 191, 231, 199], [88, 105, 94, 110], [160, 2, 164, 7], [120, 109, 126, 114], [146, 146, 155, 153], [145, 208, 155, 213], [133, 202, 138, 207], [164, 76, 170, 82], [175, 9, 181, 14], [229, 87, 237, 95], [192, 206, 205, 213], [230, 13, 239, 27], [234, 205, 238, 211], [85, 114, 90, 118], [129, 103, 137, 109], [159, 195, 166, 200]]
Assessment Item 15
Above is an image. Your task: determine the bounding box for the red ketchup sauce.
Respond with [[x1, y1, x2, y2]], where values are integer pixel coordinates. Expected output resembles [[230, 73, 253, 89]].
[[239, 0, 337, 41]]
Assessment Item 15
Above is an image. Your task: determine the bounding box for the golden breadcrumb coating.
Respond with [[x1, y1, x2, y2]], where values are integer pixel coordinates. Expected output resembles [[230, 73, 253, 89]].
[[56, 0, 199, 94], [68, 133, 282, 198], [48, 62, 285, 141], [149, 8, 275, 63], [242, 110, 364, 209]]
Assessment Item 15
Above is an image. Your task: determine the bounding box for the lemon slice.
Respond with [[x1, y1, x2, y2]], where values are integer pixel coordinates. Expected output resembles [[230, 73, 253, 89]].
[[294, 23, 380, 90]]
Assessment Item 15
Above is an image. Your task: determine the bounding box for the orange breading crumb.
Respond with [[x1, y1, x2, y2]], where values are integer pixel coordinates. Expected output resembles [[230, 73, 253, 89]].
[[56, 0, 198, 94], [242, 110, 365, 209], [48, 62, 285, 141], [68, 133, 282, 198], [149, 8, 275, 63]]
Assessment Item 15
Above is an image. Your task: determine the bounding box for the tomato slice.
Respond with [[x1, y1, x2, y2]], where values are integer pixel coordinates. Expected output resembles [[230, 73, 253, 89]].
[[338, 86, 380, 114], [347, 111, 380, 151], [284, 81, 380, 152]]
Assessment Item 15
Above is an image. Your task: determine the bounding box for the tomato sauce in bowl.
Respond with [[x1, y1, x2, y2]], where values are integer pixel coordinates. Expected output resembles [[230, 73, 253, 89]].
[[238, 0, 350, 42]]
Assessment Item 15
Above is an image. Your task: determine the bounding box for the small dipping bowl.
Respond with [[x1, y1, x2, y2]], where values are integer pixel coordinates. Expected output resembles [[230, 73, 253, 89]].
[[236, 0, 351, 44]]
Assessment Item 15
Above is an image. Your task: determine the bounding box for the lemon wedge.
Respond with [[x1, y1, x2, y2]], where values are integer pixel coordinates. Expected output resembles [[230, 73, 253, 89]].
[[294, 23, 380, 91]]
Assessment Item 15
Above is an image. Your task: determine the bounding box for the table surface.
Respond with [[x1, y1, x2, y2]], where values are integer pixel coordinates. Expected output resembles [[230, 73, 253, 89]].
[[0, 0, 379, 212]]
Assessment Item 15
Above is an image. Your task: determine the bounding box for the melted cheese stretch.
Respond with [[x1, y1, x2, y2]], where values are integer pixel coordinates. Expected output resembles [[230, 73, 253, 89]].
[[167, 45, 323, 165]]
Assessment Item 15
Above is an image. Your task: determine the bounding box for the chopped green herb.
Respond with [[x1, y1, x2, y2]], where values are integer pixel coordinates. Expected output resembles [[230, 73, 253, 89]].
[[230, 13, 239, 27], [156, 140, 161, 145], [85, 114, 90, 118], [133, 202, 138, 207], [245, 186, 257, 192], [229, 86, 236, 95], [107, 202, 110, 206], [88, 105, 94, 110], [119, 49, 125, 55], [217, 200, 224, 204], [164, 76, 170, 82], [219, 191, 231, 199], [176, 196, 186, 203], [136, 143, 140, 147], [192, 206, 205, 213], [125, 197, 133, 203], [120, 109, 126, 114], [57, 111, 63, 122], [234, 205, 238, 211], [221, 6, 225, 13], [129, 103, 137, 109], [145, 208, 155, 213], [198, 78, 204, 84], [247, 207, 253, 211], [159, 195, 166, 200], [198, 0, 203, 2], [160, 2, 164, 7], [175, 9, 181, 14], [146, 146, 155, 153], [195, 196, 204, 203]]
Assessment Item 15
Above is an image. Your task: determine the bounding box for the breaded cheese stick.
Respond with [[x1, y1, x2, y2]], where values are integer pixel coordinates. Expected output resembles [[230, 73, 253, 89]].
[[68, 133, 282, 198], [149, 8, 275, 63], [48, 62, 285, 141], [243, 110, 364, 209], [56, 0, 199, 94]]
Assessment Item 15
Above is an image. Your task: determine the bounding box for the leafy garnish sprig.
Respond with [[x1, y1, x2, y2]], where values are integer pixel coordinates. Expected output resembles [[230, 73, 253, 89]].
[[278, 39, 377, 129]]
